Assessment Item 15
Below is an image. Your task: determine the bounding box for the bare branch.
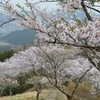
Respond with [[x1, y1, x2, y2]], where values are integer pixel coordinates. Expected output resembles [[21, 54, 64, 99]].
[[85, 5, 100, 13], [81, 0, 92, 21], [70, 66, 92, 100], [0, 18, 15, 27], [47, 41, 100, 50], [40, 0, 57, 2]]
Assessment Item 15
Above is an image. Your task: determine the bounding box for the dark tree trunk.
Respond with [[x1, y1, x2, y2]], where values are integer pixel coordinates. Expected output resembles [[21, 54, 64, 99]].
[[36, 91, 41, 100], [66, 94, 72, 100]]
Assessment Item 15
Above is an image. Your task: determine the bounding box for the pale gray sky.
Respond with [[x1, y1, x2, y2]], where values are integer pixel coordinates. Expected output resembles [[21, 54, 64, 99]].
[[10, 0, 58, 10], [10, 0, 100, 11]]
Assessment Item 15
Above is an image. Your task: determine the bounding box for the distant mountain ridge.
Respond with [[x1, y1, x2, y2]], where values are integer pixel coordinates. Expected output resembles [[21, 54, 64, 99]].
[[0, 28, 37, 52], [0, 29, 37, 45], [0, 14, 24, 37]]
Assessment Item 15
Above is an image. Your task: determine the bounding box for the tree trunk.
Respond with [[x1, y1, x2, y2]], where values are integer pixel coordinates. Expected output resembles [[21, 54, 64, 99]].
[[0, 88, 4, 97], [36, 91, 41, 100], [66, 94, 72, 100], [9, 88, 12, 96]]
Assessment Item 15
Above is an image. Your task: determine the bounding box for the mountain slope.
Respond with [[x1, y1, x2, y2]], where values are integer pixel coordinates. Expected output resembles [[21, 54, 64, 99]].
[[0, 28, 37, 52], [0, 29, 37, 46]]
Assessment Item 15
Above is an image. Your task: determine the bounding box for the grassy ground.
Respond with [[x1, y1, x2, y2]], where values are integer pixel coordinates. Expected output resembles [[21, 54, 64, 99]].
[[0, 88, 67, 100], [0, 89, 49, 100], [0, 82, 99, 100]]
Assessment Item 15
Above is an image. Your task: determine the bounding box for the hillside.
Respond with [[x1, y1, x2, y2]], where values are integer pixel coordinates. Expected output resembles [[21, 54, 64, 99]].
[[0, 87, 67, 100], [0, 29, 37, 52], [0, 28, 37, 45]]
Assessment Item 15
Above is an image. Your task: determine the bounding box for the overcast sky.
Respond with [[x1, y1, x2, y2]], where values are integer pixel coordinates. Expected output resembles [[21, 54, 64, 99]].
[[10, 0, 58, 10]]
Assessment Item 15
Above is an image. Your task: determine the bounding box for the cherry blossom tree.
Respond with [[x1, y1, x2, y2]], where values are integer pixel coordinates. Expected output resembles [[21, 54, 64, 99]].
[[0, 75, 18, 96], [0, 0, 99, 99], [26, 76, 47, 100], [0, 0, 99, 72], [0, 45, 99, 100], [30, 45, 98, 100]]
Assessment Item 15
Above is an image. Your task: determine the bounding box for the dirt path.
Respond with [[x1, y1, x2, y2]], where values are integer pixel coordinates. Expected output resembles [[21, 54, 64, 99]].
[[44, 89, 59, 100]]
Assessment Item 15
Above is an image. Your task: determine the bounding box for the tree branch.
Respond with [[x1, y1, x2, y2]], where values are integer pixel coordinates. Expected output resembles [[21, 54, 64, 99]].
[[70, 66, 92, 100], [47, 41, 100, 50], [0, 18, 15, 27], [81, 0, 92, 21], [40, 0, 57, 2], [85, 5, 100, 13]]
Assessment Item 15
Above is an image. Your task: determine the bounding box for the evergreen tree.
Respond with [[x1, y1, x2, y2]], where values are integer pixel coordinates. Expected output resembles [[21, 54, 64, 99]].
[[0, 50, 14, 62]]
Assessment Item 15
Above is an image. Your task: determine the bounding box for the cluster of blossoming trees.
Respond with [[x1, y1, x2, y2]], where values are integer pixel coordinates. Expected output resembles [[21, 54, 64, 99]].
[[0, 0, 100, 100]]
